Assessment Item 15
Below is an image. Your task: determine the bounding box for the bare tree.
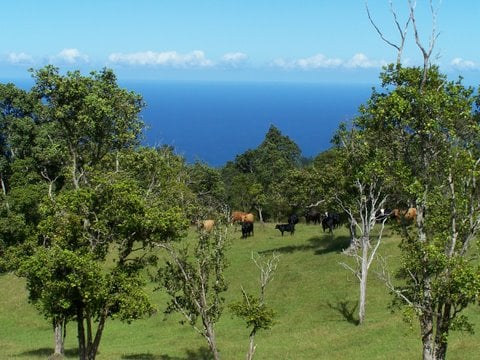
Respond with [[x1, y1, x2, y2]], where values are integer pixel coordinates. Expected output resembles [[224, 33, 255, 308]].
[[408, 0, 439, 88], [365, 0, 411, 65], [338, 179, 388, 325]]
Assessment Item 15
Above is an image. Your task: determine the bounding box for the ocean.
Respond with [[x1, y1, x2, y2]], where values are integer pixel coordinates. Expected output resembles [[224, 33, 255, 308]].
[[5, 77, 373, 167], [125, 81, 373, 167]]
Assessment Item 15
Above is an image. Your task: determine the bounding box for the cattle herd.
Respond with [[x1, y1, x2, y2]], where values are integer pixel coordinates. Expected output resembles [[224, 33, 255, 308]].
[[197, 206, 417, 239]]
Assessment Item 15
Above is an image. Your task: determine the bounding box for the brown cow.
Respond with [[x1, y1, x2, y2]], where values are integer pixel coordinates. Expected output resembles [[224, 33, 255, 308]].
[[391, 207, 416, 224], [404, 207, 417, 221], [198, 219, 215, 232], [242, 213, 255, 223], [231, 211, 248, 224]]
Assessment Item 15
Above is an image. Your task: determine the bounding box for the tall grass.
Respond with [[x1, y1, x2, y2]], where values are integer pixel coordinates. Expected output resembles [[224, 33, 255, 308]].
[[1, 222, 479, 359]]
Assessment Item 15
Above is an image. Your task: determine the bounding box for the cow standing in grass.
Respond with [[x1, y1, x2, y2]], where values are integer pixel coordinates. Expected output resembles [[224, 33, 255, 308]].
[[198, 219, 215, 232], [231, 211, 248, 224], [305, 209, 321, 224], [241, 221, 254, 238], [275, 223, 295, 236]]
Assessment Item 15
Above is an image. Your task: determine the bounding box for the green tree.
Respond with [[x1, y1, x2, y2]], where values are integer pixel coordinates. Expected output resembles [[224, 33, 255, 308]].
[[230, 252, 279, 360], [0, 83, 47, 264], [187, 161, 227, 219], [0, 67, 190, 359], [356, 62, 480, 359], [222, 125, 302, 220], [156, 225, 229, 360]]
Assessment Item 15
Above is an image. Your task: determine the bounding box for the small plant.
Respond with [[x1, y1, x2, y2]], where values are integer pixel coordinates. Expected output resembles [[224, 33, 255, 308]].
[[230, 252, 279, 360]]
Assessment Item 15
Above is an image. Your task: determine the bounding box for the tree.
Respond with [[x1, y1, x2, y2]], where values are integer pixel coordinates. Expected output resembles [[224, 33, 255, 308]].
[[221, 125, 302, 220], [156, 224, 229, 360], [373, 65, 480, 360], [362, 2, 480, 358], [1, 67, 190, 359], [230, 252, 279, 360], [186, 161, 227, 219], [0, 82, 47, 266], [331, 122, 389, 325]]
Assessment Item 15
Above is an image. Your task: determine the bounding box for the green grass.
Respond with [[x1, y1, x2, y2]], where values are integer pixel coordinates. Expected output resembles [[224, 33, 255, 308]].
[[1, 223, 480, 359]]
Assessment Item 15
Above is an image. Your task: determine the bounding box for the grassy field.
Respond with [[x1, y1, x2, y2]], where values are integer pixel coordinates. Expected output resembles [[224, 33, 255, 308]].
[[1, 222, 480, 359]]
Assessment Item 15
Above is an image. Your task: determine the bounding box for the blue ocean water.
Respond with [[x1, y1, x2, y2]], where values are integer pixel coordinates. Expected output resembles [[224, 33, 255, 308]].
[[5, 77, 373, 167], [125, 81, 372, 167]]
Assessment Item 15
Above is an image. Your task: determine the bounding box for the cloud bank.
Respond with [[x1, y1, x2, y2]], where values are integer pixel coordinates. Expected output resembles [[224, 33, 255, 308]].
[[6, 52, 34, 65], [51, 48, 90, 64], [108, 50, 214, 68], [450, 57, 479, 70], [5, 49, 477, 75], [271, 53, 387, 70]]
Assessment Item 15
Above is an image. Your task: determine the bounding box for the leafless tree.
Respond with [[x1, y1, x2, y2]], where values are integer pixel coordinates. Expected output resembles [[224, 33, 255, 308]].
[[338, 179, 388, 325], [365, 0, 411, 66]]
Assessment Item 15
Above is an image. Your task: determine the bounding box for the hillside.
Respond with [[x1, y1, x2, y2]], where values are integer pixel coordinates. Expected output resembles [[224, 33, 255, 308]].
[[1, 222, 479, 359]]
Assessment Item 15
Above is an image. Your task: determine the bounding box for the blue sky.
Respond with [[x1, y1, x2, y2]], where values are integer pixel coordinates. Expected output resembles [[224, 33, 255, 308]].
[[1, 0, 479, 84]]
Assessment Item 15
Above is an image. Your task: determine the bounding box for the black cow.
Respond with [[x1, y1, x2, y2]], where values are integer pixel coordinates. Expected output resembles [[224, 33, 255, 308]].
[[241, 221, 254, 238], [326, 212, 341, 228], [305, 209, 321, 224], [275, 223, 295, 236], [288, 213, 299, 225], [322, 215, 334, 233]]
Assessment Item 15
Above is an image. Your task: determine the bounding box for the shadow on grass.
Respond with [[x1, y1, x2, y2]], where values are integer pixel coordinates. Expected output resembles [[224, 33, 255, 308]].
[[260, 234, 351, 256], [315, 235, 351, 255], [20, 347, 79, 358], [327, 300, 360, 326], [122, 346, 213, 360], [122, 354, 179, 360]]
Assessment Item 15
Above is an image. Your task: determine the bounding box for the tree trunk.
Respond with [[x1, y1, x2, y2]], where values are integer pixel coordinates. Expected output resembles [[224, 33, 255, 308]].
[[358, 238, 368, 325], [420, 311, 435, 360], [204, 322, 220, 360], [256, 206, 264, 224], [433, 303, 451, 360], [88, 311, 107, 360], [1, 175, 9, 212], [348, 218, 359, 251], [77, 314, 87, 360], [53, 318, 65, 356], [246, 331, 256, 360]]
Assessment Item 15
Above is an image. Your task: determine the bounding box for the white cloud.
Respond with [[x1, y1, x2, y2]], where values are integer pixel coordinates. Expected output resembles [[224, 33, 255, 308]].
[[297, 54, 343, 69], [271, 53, 386, 70], [345, 53, 386, 69], [108, 50, 214, 68], [450, 57, 478, 70], [219, 52, 248, 69], [52, 48, 89, 64], [221, 52, 248, 63], [271, 54, 342, 70], [6, 52, 34, 65]]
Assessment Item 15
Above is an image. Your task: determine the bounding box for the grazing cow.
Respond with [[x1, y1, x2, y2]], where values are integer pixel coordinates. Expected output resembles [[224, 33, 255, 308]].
[[326, 212, 341, 228], [231, 211, 248, 224], [275, 223, 295, 236], [305, 209, 321, 225], [391, 207, 417, 224], [322, 215, 334, 233], [242, 213, 255, 223], [288, 213, 299, 225], [405, 207, 417, 221], [198, 219, 215, 232], [241, 221, 254, 238]]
